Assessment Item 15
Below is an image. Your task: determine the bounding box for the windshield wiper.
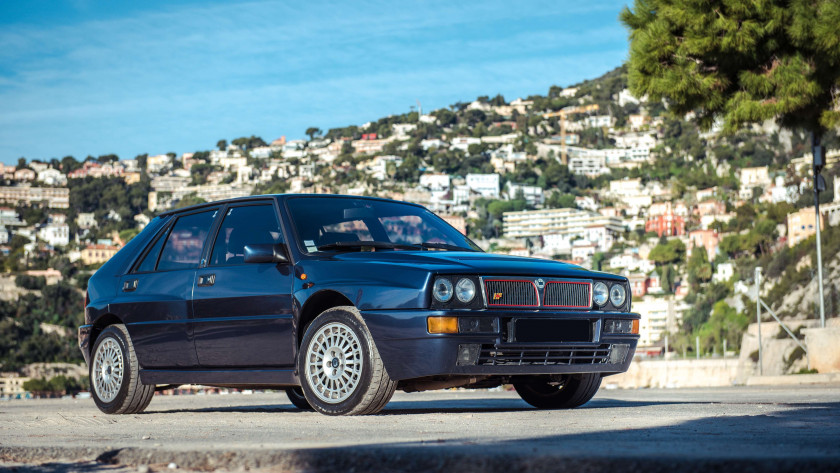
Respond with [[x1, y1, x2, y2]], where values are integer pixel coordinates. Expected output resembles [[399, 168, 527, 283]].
[[417, 242, 477, 252], [317, 241, 419, 252]]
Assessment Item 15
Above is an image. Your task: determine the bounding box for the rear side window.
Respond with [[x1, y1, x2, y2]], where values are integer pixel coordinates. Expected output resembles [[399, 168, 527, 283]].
[[135, 229, 167, 273], [210, 205, 283, 266], [156, 210, 217, 271]]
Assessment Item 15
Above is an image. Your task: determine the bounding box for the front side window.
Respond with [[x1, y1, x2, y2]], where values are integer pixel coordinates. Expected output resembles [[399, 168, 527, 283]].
[[286, 197, 480, 254], [156, 210, 217, 271], [210, 204, 283, 265]]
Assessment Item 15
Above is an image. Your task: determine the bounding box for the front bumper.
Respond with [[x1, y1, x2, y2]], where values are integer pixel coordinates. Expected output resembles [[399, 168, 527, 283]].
[[361, 309, 640, 381]]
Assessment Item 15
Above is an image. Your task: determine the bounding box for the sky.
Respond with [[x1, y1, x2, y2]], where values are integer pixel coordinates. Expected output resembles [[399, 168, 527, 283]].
[[0, 0, 631, 165]]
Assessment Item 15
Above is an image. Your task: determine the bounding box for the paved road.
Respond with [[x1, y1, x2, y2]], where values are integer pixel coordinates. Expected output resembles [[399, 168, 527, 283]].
[[2, 385, 839, 472]]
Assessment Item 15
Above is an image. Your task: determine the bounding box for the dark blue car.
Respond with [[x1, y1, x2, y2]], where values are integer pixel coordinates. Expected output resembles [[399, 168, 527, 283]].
[[79, 194, 640, 416]]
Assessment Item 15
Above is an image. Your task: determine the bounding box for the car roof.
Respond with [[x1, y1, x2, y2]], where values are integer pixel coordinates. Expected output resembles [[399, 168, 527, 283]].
[[157, 194, 425, 217]]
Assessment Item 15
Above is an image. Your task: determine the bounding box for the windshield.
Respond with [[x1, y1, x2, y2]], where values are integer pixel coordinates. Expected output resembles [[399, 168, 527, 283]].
[[286, 196, 481, 253]]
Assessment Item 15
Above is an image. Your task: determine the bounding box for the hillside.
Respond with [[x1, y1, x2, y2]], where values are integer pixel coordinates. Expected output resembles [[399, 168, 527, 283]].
[[1, 64, 838, 376]]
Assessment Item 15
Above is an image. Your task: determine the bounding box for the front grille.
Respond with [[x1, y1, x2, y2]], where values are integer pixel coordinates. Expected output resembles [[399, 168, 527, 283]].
[[484, 279, 538, 307], [477, 343, 611, 366], [543, 281, 591, 308]]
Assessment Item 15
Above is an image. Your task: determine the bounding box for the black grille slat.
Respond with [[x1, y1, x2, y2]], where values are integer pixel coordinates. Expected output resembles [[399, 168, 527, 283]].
[[477, 344, 611, 366], [485, 280, 538, 307], [544, 282, 590, 308]]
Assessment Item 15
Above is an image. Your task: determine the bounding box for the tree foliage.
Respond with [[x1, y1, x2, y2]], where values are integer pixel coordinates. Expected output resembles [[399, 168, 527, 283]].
[[648, 238, 686, 265], [622, 0, 840, 133]]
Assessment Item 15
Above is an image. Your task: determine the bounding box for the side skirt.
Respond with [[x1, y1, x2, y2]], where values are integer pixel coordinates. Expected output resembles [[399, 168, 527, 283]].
[[140, 368, 299, 387]]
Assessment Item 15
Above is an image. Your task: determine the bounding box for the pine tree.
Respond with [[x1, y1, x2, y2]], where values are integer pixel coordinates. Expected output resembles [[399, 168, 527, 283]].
[[621, 0, 840, 136]]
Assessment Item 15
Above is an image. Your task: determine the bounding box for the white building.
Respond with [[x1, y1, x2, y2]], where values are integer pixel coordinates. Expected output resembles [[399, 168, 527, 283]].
[[504, 208, 624, 252], [146, 154, 172, 173], [612, 132, 658, 150], [420, 173, 450, 189], [763, 176, 799, 204], [584, 115, 615, 128], [37, 222, 70, 247], [604, 147, 651, 166], [450, 137, 482, 151], [249, 146, 273, 159], [632, 296, 685, 346], [617, 88, 640, 107], [505, 183, 544, 206], [739, 166, 771, 190], [609, 178, 643, 198], [571, 241, 597, 261], [392, 124, 417, 139], [569, 155, 609, 176], [420, 138, 447, 150], [368, 155, 403, 180], [712, 262, 735, 283], [77, 212, 97, 229], [37, 168, 67, 186], [559, 87, 578, 98], [465, 173, 500, 198]]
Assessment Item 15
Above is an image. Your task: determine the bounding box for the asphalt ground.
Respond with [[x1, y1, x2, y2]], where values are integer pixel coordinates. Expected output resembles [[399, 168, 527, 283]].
[[1, 384, 839, 472]]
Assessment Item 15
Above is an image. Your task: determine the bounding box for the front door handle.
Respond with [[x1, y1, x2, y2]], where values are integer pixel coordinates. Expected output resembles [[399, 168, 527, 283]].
[[123, 279, 138, 292], [197, 274, 216, 287]]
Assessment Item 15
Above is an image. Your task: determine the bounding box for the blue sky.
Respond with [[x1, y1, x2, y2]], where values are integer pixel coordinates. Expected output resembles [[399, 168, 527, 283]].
[[0, 0, 630, 165]]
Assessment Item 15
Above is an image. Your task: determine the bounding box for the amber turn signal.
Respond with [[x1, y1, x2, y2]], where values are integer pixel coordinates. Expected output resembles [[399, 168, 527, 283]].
[[631, 319, 640, 335], [427, 316, 458, 334]]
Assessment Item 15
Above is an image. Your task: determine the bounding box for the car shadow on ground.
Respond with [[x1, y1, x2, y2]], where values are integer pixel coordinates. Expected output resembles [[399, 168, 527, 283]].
[[145, 396, 703, 415], [270, 402, 840, 472]]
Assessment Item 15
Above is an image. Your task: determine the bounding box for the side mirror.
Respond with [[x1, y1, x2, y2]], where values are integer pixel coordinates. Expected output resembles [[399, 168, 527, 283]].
[[244, 244, 289, 264]]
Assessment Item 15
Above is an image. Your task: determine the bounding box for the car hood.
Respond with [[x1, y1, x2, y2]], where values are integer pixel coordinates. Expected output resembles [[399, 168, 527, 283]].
[[323, 251, 625, 281]]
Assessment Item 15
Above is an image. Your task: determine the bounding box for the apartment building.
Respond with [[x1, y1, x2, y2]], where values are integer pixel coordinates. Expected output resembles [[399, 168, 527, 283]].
[[503, 207, 623, 251], [0, 373, 30, 398], [81, 244, 121, 266], [787, 207, 825, 248], [632, 296, 687, 346], [0, 186, 70, 209], [465, 173, 500, 198]]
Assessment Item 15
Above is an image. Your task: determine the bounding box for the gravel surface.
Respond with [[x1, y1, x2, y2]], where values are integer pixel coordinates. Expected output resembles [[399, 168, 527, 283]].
[[1, 384, 839, 472]]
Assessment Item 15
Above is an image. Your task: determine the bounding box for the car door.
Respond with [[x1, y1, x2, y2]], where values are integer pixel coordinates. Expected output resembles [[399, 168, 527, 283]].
[[114, 208, 219, 369], [191, 202, 295, 368]]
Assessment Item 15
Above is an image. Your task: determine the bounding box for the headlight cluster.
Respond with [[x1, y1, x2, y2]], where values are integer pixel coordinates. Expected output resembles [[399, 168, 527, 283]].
[[593, 281, 627, 309], [433, 276, 477, 304]]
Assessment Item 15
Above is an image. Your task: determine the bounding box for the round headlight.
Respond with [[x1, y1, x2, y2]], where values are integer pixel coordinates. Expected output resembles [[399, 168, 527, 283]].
[[433, 277, 454, 303], [610, 284, 626, 308], [455, 278, 476, 303], [593, 282, 608, 306]]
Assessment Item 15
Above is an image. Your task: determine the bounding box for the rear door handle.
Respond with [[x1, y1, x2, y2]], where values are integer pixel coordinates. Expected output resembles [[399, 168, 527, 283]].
[[197, 274, 216, 287], [123, 279, 138, 292]]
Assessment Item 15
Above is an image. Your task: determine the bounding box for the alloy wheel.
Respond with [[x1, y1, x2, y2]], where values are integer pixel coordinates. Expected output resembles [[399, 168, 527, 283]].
[[92, 338, 125, 403], [304, 322, 363, 403]]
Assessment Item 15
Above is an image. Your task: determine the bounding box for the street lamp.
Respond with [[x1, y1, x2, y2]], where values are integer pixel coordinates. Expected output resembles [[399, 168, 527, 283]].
[[812, 133, 826, 328]]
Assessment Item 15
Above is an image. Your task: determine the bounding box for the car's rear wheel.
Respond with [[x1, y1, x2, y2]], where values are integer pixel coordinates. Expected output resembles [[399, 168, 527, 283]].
[[90, 324, 155, 414], [297, 306, 396, 416], [513, 374, 601, 409], [285, 387, 313, 410]]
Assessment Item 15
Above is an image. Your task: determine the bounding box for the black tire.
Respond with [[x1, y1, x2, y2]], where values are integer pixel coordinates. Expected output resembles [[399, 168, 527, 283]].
[[513, 374, 602, 409], [285, 387, 313, 410], [297, 306, 396, 416], [89, 324, 155, 414]]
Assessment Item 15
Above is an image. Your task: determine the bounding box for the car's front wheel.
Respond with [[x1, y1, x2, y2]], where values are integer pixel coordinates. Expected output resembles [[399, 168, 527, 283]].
[[513, 374, 602, 409], [297, 306, 396, 416], [90, 324, 155, 414]]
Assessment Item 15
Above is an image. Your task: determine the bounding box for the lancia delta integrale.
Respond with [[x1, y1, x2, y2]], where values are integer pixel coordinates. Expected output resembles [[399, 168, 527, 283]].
[[79, 195, 640, 416]]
